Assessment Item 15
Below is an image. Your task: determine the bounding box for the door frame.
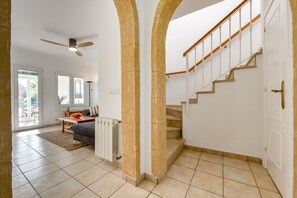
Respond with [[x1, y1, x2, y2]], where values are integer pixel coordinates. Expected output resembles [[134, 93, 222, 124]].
[[263, 0, 294, 196], [13, 66, 43, 132]]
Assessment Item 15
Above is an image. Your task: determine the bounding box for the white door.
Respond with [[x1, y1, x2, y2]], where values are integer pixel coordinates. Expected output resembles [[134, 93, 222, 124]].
[[264, 0, 293, 197], [14, 68, 42, 131]]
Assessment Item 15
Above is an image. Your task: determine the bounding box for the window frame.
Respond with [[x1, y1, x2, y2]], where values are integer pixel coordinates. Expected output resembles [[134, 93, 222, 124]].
[[55, 72, 87, 108]]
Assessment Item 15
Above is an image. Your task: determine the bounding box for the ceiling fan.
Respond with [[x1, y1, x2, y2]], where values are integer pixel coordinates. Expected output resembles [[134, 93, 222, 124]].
[[40, 38, 94, 56]]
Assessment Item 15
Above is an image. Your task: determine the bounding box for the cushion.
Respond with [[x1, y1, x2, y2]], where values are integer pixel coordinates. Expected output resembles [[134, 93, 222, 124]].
[[71, 122, 95, 137], [89, 105, 99, 116]]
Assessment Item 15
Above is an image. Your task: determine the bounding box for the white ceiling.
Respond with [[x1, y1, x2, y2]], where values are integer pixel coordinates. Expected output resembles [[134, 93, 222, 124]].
[[12, 0, 223, 67], [12, 0, 100, 67], [172, 0, 224, 20]]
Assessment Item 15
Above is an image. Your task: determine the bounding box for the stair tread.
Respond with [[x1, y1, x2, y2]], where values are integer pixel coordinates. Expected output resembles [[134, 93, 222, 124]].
[[167, 126, 182, 131], [166, 139, 184, 158], [166, 106, 182, 111], [167, 115, 182, 121]]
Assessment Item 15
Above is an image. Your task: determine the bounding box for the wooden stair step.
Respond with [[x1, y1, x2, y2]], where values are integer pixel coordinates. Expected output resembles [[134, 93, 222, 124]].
[[166, 105, 182, 111], [166, 115, 182, 121], [167, 139, 184, 168], [167, 126, 181, 131]]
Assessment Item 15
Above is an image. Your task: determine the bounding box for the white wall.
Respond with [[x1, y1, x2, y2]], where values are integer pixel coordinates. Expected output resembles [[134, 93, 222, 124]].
[[166, 0, 261, 74], [11, 46, 96, 131], [183, 56, 264, 159], [96, 1, 160, 174], [97, 1, 121, 121], [166, 0, 262, 104]]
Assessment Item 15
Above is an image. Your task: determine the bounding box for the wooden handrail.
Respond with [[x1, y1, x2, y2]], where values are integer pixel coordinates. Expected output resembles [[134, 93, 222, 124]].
[[183, 0, 250, 57], [166, 14, 261, 76]]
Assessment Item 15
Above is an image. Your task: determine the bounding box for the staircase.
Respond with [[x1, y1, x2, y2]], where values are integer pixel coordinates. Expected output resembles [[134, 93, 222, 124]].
[[166, 105, 184, 168], [165, 0, 261, 168], [184, 50, 262, 104]]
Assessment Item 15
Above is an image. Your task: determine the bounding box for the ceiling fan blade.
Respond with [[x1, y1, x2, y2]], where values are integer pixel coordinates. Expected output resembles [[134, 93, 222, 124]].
[[75, 51, 83, 56], [77, 42, 94, 48], [41, 39, 68, 47]]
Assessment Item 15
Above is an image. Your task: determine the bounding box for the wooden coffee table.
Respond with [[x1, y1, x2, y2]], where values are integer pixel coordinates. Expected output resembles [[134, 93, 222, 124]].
[[59, 116, 95, 133]]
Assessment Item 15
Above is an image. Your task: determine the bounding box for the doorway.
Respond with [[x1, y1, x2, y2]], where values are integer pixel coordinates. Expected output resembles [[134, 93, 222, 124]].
[[14, 68, 42, 131]]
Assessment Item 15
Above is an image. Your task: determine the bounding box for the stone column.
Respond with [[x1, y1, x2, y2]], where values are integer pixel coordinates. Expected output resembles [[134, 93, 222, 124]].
[[113, 0, 141, 185], [151, 0, 182, 179], [0, 0, 12, 197]]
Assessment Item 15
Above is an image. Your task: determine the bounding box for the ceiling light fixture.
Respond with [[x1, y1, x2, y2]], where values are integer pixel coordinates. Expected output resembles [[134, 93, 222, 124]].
[[69, 47, 78, 52]]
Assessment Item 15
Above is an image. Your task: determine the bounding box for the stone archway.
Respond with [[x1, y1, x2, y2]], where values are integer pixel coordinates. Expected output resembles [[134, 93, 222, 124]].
[[151, 0, 182, 178], [113, 0, 141, 185]]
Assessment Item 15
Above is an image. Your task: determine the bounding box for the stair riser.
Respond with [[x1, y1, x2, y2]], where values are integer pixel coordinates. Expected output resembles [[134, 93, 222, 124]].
[[167, 131, 181, 139], [166, 109, 182, 119], [167, 119, 182, 128]]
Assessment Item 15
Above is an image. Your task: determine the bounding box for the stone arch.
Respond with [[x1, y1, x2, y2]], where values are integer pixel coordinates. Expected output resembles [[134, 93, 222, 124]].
[[151, 0, 182, 177], [113, 0, 141, 184]]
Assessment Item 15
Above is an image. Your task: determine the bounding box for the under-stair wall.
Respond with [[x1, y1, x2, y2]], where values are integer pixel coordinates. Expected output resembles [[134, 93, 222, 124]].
[[182, 55, 264, 159]]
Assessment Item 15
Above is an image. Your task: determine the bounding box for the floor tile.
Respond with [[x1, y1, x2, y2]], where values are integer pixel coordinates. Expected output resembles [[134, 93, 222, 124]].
[[13, 183, 37, 198], [180, 149, 201, 159], [223, 157, 250, 171], [174, 155, 198, 169], [186, 186, 222, 198], [24, 163, 59, 182], [13, 153, 43, 166], [63, 160, 94, 176], [74, 150, 95, 159], [12, 166, 22, 177], [54, 155, 82, 168], [249, 162, 269, 175], [12, 174, 28, 189], [260, 189, 282, 198], [89, 173, 125, 198], [147, 193, 161, 198], [72, 188, 100, 198], [200, 153, 223, 164], [13, 149, 38, 159], [31, 170, 70, 193], [86, 155, 103, 164], [18, 158, 51, 173], [111, 168, 123, 177], [191, 171, 223, 196], [74, 166, 108, 186], [139, 179, 156, 192], [253, 173, 278, 192], [224, 166, 256, 186], [152, 177, 189, 198], [110, 183, 150, 198], [197, 160, 223, 177], [40, 178, 84, 198], [167, 164, 195, 184], [45, 151, 73, 162], [224, 179, 261, 198], [98, 161, 118, 172], [38, 147, 66, 157]]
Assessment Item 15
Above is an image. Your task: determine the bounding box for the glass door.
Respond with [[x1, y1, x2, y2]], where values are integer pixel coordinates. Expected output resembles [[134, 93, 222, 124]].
[[16, 69, 41, 129]]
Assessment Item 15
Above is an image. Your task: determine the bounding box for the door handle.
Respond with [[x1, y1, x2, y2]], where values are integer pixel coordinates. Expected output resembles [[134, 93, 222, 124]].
[[271, 81, 285, 109]]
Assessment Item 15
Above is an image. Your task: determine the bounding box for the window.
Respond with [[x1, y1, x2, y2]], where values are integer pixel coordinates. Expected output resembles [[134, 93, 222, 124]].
[[74, 78, 84, 105], [57, 74, 85, 106], [58, 75, 70, 105]]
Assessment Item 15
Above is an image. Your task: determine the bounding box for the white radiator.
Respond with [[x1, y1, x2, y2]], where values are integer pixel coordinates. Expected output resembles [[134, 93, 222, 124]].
[[95, 117, 119, 162]]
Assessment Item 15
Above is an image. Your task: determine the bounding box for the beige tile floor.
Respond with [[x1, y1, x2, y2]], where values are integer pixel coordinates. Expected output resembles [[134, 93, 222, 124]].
[[12, 126, 283, 198]]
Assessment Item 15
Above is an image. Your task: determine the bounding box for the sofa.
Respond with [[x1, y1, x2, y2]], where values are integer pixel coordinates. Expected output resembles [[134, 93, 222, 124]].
[[70, 108, 98, 146], [71, 121, 95, 146]]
